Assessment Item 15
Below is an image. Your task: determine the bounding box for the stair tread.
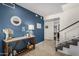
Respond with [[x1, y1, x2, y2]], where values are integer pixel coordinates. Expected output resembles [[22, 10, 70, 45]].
[[56, 38, 79, 51]]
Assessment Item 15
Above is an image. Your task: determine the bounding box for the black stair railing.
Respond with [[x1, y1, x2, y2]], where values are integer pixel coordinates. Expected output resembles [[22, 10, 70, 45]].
[[56, 20, 79, 51], [60, 20, 79, 32]]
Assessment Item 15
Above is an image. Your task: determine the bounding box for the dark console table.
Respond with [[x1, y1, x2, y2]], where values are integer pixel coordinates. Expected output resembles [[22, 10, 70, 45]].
[[3, 36, 36, 56]]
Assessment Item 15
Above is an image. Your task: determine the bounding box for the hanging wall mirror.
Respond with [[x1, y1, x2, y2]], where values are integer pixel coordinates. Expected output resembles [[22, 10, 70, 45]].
[[11, 16, 22, 26]]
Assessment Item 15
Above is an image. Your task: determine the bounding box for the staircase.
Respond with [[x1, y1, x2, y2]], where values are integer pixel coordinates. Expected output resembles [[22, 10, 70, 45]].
[[55, 38, 79, 55]]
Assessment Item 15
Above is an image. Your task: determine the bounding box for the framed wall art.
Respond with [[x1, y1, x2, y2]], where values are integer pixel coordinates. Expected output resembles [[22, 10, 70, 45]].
[[36, 23, 41, 29]]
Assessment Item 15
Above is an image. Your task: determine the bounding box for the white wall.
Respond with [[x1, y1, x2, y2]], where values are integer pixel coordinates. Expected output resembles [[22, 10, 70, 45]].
[[60, 7, 79, 31], [58, 4, 79, 55], [44, 12, 61, 41], [45, 13, 62, 20], [44, 21, 54, 40], [59, 4, 79, 43], [62, 3, 79, 11], [45, 3, 79, 42], [45, 3, 79, 55]]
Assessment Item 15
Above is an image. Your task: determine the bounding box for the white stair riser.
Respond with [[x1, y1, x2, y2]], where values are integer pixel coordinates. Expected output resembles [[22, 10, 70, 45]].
[[58, 47, 70, 55], [58, 44, 79, 56], [78, 42, 79, 46]]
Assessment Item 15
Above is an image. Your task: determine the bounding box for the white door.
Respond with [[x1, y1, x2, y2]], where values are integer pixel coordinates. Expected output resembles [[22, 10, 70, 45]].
[[44, 21, 54, 40]]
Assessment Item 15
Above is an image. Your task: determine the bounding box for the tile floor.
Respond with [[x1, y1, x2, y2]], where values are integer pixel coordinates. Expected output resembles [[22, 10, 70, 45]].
[[21, 40, 66, 56]]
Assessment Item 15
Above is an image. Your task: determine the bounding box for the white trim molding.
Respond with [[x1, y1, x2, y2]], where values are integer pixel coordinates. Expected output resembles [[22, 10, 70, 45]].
[[36, 41, 44, 46], [2, 3, 15, 9]]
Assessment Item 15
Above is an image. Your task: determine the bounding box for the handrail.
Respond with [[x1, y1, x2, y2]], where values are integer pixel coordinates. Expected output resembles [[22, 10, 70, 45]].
[[60, 20, 79, 32]]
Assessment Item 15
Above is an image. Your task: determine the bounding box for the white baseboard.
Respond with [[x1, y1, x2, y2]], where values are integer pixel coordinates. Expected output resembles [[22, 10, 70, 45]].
[[45, 39, 54, 40], [36, 41, 44, 46]]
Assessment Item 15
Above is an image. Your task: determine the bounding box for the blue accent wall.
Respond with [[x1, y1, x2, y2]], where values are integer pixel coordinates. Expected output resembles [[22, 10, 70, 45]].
[[0, 4, 44, 55]]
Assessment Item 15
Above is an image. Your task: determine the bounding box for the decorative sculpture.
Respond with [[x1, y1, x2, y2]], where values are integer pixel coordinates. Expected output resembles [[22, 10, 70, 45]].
[[3, 28, 13, 40]]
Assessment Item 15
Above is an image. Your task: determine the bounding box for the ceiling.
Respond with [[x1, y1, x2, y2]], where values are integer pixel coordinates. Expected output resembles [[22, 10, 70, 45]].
[[17, 3, 66, 17]]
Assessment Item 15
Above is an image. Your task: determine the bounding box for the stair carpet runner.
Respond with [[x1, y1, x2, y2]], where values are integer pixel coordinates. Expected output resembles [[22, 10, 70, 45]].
[[56, 38, 79, 51]]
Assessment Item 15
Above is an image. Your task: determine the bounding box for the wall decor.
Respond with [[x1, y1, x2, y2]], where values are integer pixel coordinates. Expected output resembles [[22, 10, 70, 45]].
[[11, 16, 22, 26], [22, 27, 26, 31], [45, 26, 48, 29], [37, 23, 42, 29], [0, 4, 44, 55], [28, 25, 34, 37], [28, 25, 34, 30], [3, 28, 13, 40]]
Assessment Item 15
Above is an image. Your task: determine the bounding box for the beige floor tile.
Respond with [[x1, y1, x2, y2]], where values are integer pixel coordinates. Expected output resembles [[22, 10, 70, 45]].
[[21, 40, 66, 56]]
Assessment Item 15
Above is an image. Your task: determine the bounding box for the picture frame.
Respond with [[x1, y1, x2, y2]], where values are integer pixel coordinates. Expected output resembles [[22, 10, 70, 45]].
[[36, 23, 41, 29], [11, 16, 22, 26]]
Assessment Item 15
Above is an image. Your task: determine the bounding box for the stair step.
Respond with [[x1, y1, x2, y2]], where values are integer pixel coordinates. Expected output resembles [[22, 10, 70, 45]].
[[56, 38, 79, 51], [72, 39, 79, 42], [67, 45, 79, 56], [56, 38, 79, 55], [78, 42, 79, 46], [66, 40, 78, 46], [57, 46, 63, 50], [56, 45, 63, 51], [63, 42, 70, 48], [58, 47, 70, 55], [71, 39, 79, 46]]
